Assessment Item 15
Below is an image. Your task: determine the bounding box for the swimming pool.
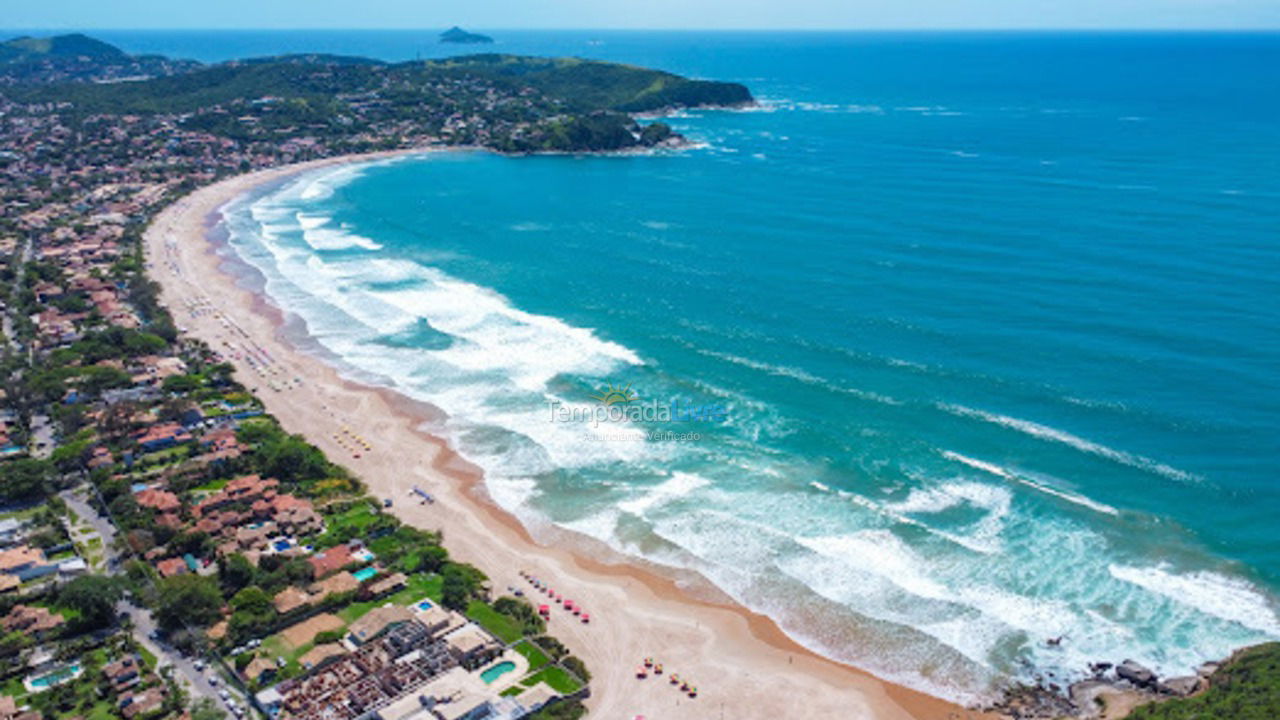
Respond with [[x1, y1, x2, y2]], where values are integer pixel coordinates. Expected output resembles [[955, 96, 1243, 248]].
[[352, 566, 378, 582], [480, 661, 516, 685], [272, 538, 292, 552], [26, 663, 82, 690], [416, 599, 434, 611]]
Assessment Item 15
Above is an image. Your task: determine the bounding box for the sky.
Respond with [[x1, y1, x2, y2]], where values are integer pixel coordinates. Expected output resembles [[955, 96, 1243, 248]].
[[4, 0, 1279, 30]]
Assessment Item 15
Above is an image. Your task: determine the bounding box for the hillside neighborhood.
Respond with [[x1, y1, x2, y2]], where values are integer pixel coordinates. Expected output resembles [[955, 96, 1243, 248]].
[[0, 34, 631, 720]]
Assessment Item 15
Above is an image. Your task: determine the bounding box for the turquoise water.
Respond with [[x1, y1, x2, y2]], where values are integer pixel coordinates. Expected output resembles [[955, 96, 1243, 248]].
[[352, 566, 378, 582], [480, 660, 517, 684], [206, 32, 1280, 702], [29, 664, 80, 688], [417, 599, 435, 611]]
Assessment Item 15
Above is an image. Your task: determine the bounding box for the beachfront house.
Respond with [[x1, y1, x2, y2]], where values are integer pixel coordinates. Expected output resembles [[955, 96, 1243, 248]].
[[132, 422, 192, 452], [347, 605, 414, 646]]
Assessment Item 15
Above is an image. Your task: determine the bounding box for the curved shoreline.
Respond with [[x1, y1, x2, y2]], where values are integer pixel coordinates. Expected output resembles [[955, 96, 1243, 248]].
[[144, 147, 985, 720]]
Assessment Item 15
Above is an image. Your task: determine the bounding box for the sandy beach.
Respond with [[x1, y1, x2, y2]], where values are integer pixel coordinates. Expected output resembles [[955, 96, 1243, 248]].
[[143, 150, 985, 720]]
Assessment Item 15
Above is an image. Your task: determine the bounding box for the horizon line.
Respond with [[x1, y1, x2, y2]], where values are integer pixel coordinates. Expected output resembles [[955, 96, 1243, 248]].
[[5, 26, 1280, 33]]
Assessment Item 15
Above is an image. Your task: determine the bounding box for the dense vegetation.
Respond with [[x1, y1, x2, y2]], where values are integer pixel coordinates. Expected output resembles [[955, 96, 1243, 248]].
[[424, 54, 753, 112], [5, 53, 749, 117], [0, 32, 199, 84], [1127, 643, 1280, 720], [2, 36, 752, 153]]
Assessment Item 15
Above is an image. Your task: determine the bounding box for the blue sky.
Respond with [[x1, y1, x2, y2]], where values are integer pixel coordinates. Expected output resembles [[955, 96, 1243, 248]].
[[5, 0, 1279, 30]]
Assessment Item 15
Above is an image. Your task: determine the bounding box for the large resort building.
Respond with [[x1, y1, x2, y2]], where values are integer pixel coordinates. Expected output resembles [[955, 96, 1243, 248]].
[[256, 598, 563, 720]]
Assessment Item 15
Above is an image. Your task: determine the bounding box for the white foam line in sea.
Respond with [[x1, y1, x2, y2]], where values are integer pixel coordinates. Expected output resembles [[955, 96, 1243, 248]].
[[697, 348, 902, 406], [942, 450, 1120, 516], [807, 478, 1000, 554], [1108, 563, 1280, 637], [937, 403, 1201, 485]]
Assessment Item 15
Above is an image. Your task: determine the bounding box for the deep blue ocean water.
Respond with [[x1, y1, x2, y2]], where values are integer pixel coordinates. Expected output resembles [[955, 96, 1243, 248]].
[[68, 30, 1280, 700]]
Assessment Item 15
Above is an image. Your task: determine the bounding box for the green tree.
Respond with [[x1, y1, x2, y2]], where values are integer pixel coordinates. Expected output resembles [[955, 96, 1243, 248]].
[[155, 574, 223, 632], [78, 365, 131, 394], [441, 562, 486, 611], [230, 586, 272, 615], [562, 655, 591, 683], [162, 374, 202, 394], [0, 459, 55, 501], [58, 575, 122, 628], [530, 699, 586, 720], [218, 553, 257, 595], [259, 434, 329, 483], [49, 436, 93, 472]]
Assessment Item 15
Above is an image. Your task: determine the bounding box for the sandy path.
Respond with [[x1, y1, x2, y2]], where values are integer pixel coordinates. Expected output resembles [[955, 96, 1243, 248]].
[[143, 150, 984, 720]]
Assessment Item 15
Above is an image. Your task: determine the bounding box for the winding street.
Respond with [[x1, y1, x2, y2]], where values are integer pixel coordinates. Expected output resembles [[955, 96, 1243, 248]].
[[61, 487, 254, 716]]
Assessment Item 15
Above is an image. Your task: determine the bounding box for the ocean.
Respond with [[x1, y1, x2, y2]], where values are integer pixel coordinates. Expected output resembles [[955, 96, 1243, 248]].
[[96, 30, 1280, 701]]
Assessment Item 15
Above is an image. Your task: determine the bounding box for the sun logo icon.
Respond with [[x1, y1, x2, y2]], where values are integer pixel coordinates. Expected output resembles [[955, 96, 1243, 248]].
[[590, 382, 637, 406]]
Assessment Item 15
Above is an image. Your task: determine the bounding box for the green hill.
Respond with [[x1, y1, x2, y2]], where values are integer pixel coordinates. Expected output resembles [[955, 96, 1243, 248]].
[[1126, 643, 1280, 720], [421, 54, 753, 112], [0, 36, 752, 153], [0, 32, 199, 83], [0, 32, 127, 61], [7, 53, 752, 117]]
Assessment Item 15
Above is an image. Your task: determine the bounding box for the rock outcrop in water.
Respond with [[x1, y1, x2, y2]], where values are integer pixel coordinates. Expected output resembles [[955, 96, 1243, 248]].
[[984, 645, 1271, 719], [439, 26, 494, 44]]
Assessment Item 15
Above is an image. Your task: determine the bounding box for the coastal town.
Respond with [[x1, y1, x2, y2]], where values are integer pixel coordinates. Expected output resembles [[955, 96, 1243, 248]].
[[3, 27, 1278, 720], [0, 32, 720, 720]]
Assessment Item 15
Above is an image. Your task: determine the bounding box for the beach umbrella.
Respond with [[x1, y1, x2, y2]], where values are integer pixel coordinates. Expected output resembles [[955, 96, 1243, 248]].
[[580, 613, 590, 623], [644, 657, 653, 667]]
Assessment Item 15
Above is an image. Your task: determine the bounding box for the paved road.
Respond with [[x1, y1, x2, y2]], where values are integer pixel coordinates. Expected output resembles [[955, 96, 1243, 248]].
[[118, 600, 249, 715], [65, 486, 252, 715], [1, 238, 33, 352], [30, 413, 55, 459]]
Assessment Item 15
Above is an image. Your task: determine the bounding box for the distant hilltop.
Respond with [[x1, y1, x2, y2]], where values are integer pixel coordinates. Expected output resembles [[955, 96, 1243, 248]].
[[0, 32, 199, 84], [439, 27, 494, 45], [0, 32, 125, 61], [2, 34, 754, 153]]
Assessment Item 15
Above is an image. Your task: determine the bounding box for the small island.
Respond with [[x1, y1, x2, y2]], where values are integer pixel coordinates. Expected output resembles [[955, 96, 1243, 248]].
[[439, 26, 494, 44]]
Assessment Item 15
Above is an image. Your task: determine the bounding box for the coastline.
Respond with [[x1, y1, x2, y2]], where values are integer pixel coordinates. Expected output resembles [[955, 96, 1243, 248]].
[[142, 147, 984, 720]]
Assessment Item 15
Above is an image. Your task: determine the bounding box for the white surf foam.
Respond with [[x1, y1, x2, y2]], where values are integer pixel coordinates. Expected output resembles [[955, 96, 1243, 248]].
[[942, 450, 1119, 516], [699, 349, 901, 405], [303, 227, 384, 251], [366, 268, 642, 390], [1109, 564, 1280, 636], [938, 403, 1200, 484], [809, 479, 1002, 555], [618, 471, 713, 517]]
